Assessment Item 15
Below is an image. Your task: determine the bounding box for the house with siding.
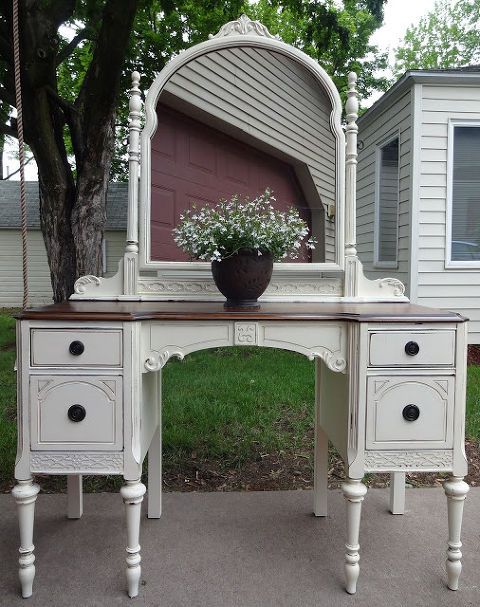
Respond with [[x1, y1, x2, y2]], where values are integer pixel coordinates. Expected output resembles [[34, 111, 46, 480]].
[[0, 181, 127, 307], [357, 67, 480, 344]]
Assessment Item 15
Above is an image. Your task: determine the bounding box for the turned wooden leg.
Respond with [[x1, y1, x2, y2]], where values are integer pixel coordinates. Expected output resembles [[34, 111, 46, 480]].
[[313, 425, 328, 517], [444, 476, 469, 590], [12, 479, 40, 598], [121, 479, 146, 598], [313, 359, 328, 516], [389, 472, 406, 515], [342, 478, 367, 594], [148, 425, 161, 519], [67, 475, 83, 519]]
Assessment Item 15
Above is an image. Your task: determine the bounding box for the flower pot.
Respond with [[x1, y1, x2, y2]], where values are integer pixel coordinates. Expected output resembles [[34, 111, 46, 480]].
[[211, 249, 274, 309]]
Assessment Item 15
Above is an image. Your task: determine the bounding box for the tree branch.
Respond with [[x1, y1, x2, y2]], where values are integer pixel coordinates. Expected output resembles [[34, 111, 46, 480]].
[[56, 29, 89, 66]]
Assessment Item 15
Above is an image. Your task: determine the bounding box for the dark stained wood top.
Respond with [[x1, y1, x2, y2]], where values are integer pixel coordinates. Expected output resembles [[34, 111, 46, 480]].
[[15, 301, 467, 323]]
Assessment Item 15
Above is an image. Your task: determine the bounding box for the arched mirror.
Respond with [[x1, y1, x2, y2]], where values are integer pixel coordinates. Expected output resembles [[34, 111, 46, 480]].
[[139, 19, 345, 299]]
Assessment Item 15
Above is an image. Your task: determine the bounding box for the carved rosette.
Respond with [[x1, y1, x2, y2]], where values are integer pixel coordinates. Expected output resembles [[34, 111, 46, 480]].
[[209, 14, 276, 39], [74, 274, 102, 294], [144, 349, 185, 372], [378, 278, 406, 297], [310, 349, 347, 373]]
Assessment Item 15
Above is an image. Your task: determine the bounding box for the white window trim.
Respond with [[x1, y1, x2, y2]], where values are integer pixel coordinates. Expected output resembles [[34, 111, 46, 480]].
[[373, 132, 400, 269], [101, 238, 107, 274], [445, 119, 480, 269]]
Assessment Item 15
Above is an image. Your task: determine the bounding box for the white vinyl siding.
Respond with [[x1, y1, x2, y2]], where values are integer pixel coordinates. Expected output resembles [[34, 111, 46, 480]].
[[356, 90, 411, 289], [375, 137, 399, 266], [163, 46, 337, 262], [0, 230, 126, 307], [416, 84, 480, 343]]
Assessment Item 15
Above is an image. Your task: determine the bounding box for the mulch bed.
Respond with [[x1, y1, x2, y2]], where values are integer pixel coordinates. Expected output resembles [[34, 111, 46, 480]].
[[468, 345, 480, 366]]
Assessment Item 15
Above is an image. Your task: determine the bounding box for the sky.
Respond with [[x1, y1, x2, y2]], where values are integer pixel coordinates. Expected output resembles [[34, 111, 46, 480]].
[[3, 0, 440, 181]]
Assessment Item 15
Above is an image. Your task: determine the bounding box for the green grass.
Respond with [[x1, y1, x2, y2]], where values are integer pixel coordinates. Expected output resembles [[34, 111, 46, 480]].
[[1, 309, 479, 492]]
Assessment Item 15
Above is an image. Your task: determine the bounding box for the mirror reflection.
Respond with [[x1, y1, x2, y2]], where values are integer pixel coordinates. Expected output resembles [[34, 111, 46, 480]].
[[149, 46, 337, 264]]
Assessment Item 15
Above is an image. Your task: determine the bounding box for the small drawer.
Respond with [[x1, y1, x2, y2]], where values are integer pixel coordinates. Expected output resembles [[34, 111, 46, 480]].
[[31, 329, 122, 367], [369, 331, 455, 367], [366, 375, 454, 450], [30, 376, 123, 450]]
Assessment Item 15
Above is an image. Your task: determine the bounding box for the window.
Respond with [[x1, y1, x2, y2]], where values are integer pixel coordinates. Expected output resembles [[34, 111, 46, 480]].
[[447, 124, 480, 265], [375, 137, 399, 267]]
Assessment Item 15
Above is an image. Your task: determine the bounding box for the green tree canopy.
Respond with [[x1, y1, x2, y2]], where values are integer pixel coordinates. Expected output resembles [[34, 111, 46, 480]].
[[0, 0, 387, 301], [393, 0, 480, 77]]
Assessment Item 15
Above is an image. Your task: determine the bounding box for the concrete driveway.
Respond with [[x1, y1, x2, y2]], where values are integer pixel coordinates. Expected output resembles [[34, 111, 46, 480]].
[[0, 488, 479, 606]]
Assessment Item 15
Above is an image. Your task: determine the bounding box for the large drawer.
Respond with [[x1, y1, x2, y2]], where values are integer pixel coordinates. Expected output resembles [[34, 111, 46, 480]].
[[31, 329, 122, 367], [368, 330, 455, 367], [30, 376, 123, 450], [366, 375, 454, 450]]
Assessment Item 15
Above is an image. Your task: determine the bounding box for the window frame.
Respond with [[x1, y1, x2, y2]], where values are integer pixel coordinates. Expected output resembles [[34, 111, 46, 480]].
[[446, 119, 480, 269], [373, 132, 400, 269]]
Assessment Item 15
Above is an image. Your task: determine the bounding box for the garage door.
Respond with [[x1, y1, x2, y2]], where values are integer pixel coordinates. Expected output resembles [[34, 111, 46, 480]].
[[150, 104, 311, 261]]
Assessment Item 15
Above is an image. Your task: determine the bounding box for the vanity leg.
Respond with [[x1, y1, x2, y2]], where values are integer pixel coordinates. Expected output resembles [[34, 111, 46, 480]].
[[389, 472, 405, 515], [67, 475, 83, 519], [313, 358, 328, 516], [121, 479, 146, 598], [148, 425, 162, 519], [12, 479, 40, 598], [313, 425, 328, 517], [342, 478, 367, 594], [444, 476, 469, 590]]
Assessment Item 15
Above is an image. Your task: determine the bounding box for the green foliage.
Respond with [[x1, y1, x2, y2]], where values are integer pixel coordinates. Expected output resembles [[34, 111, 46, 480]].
[[393, 0, 480, 77], [246, 0, 389, 103]]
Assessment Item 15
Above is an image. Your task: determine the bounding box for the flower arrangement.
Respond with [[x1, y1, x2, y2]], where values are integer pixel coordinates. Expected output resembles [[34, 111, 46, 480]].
[[173, 189, 316, 262]]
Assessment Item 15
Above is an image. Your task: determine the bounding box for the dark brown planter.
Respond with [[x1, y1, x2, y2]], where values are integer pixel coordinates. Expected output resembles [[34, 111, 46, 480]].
[[211, 249, 274, 309]]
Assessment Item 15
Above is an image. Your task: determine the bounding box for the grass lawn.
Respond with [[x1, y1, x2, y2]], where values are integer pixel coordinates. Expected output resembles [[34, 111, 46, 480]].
[[1, 309, 479, 492]]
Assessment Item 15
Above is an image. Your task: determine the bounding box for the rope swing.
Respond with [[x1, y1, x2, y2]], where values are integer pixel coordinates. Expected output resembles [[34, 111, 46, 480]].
[[12, 0, 28, 309]]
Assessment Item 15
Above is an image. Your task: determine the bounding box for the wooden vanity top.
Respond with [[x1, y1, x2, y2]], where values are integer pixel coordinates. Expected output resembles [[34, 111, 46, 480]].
[[15, 301, 466, 323]]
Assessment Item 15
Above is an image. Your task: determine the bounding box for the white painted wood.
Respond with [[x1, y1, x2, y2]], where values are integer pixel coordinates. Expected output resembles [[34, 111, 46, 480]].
[[366, 375, 454, 449], [443, 476, 469, 590], [31, 329, 122, 367], [342, 478, 367, 595], [148, 425, 162, 519], [11, 479, 40, 598], [313, 359, 328, 516], [120, 479, 146, 598], [389, 472, 405, 515], [368, 330, 455, 366], [67, 474, 83, 519], [30, 376, 123, 451]]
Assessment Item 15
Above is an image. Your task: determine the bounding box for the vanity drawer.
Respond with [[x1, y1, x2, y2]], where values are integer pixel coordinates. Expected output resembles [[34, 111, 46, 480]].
[[368, 331, 455, 367], [30, 376, 123, 450], [366, 375, 454, 450], [31, 329, 122, 367]]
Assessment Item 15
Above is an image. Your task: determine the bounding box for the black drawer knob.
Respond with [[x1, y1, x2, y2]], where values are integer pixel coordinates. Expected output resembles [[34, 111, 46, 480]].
[[68, 404, 86, 422], [405, 341, 420, 356], [69, 340, 85, 356], [402, 404, 420, 422]]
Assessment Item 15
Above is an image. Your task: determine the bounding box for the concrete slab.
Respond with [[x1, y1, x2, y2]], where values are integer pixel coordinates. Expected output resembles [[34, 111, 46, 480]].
[[0, 488, 479, 607]]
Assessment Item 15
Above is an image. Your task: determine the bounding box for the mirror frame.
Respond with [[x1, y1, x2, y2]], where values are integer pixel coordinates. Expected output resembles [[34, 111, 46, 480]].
[[139, 23, 346, 286]]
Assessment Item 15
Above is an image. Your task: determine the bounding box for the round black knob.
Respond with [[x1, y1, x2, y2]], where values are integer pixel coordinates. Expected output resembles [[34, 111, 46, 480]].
[[68, 404, 86, 422], [402, 404, 420, 422], [69, 340, 85, 356], [405, 341, 420, 356]]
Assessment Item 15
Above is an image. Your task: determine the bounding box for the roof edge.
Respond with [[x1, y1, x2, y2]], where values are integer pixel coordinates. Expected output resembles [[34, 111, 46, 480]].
[[359, 70, 480, 127]]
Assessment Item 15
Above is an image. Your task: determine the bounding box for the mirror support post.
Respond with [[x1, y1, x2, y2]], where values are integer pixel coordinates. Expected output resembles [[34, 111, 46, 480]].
[[344, 72, 359, 297], [124, 70, 142, 296]]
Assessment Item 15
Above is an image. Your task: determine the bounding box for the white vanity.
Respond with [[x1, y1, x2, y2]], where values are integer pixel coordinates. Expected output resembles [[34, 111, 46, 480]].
[[12, 15, 469, 600]]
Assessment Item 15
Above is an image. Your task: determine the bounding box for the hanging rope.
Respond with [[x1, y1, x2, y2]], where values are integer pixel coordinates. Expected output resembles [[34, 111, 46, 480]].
[[12, 0, 28, 309]]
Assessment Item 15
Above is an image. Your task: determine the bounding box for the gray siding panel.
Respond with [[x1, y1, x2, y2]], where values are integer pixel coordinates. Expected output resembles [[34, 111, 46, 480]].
[[417, 83, 480, 342], [164, 46, 337, 262], [356, 90, 412, 288]]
